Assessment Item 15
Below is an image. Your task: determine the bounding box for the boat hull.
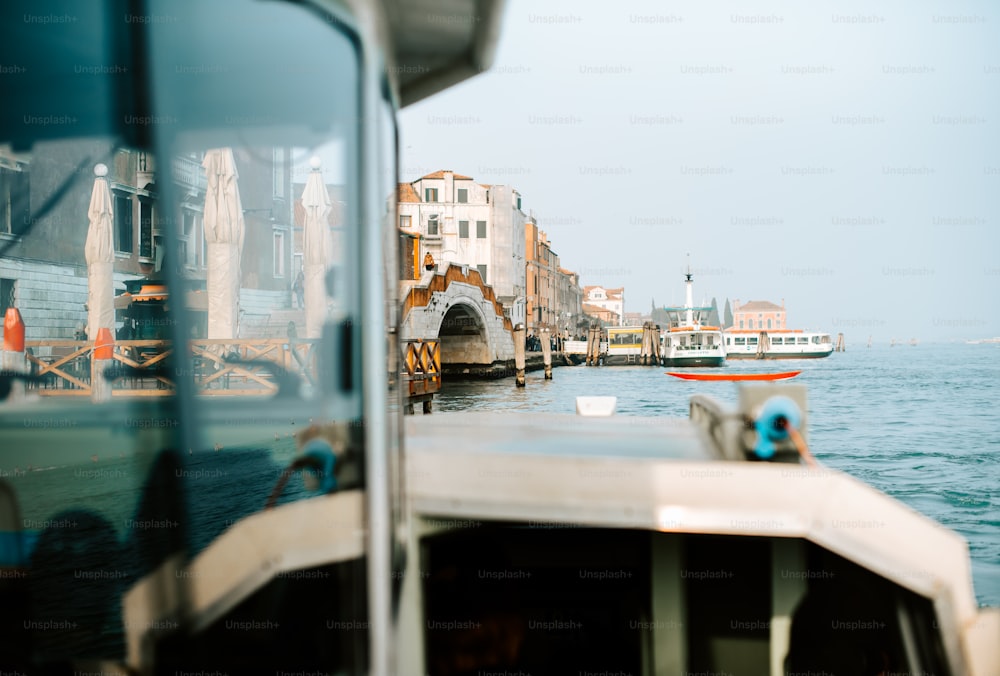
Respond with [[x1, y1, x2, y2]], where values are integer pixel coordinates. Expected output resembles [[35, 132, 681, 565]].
[[726, 350, 832, 360], [666, 370, 801, 381], [661, 355, 726, 367]]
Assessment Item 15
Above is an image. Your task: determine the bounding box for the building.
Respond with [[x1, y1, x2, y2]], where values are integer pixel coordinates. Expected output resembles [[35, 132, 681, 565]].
[[0, 144, 295, 340], [623, 312, 649, 327], [556, 267, 583, 335], [522, 221, 583, 335], [525, 219, 556, 332], [582, 303, 617, 326], [730, 299, 786, 331], [397, 170, 526, 325], [582, 285, 625, 326]]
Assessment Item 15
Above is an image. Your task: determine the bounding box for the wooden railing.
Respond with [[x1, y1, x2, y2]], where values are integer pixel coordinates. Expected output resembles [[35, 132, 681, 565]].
[[20, 338, 439, 404], [401, 339, 440, 413], [24, 339, 318, 397]]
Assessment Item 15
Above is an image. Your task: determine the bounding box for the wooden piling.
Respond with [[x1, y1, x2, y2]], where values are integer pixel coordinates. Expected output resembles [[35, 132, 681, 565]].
[[835, 333, 846, 352], [514, 324, 526, 387], [541, 328, 552, 380], [586, 326, 601, 366]]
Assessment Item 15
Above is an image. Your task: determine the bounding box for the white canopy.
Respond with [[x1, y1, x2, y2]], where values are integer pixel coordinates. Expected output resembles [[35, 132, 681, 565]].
[[85, 164, 114, 340], [301, 159, 332, 339], [202, 148, 245, 340]]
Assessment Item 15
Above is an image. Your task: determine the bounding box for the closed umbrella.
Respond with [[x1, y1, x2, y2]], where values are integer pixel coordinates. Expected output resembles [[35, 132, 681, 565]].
[[85, 164, 114, 340], [300, 156, 332, 339], [202, 148, 245, 342]]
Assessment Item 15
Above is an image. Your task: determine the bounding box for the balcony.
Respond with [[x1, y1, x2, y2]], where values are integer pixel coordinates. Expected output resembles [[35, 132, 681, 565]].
[[172, 156, 209, 193]]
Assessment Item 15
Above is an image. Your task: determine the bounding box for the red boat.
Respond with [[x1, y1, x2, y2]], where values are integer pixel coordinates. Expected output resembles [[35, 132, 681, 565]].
[[666, 371, 801, 381]]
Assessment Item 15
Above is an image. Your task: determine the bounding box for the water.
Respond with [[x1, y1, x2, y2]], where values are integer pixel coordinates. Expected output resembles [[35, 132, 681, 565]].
[[435, 344, 1000, 608]]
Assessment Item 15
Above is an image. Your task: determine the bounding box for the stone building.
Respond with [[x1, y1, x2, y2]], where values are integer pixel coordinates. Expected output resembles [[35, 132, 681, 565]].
[[730, 299, 786, 331], [397, 170, 526, 325]]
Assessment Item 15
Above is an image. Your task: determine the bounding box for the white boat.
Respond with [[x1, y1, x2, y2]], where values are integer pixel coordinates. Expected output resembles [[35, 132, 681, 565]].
[[725, 329, 834, 359], [660, 265, 726, 367]]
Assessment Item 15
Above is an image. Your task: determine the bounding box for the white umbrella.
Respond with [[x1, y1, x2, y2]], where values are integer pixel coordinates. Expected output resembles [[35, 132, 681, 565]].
[[85, 163, 114, 340], [202, 148, 245, 341], [301, 156, 332, 339]]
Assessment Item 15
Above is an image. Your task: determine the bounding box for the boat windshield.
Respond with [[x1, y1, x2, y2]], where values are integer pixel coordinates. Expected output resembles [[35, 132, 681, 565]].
[[0, 0, 365, 663]]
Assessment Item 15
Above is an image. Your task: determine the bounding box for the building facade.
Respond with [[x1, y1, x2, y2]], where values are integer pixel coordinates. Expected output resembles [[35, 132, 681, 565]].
[[730, 299, 786, 330], [397, 170, 526, 326], [582, 285, 624, 326], [0, 143, 295, 340]]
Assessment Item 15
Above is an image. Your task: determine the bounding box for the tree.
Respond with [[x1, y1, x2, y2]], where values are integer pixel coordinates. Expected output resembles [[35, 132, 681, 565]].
[[723, 299, 733, 329], [708, 297, 721, 327]]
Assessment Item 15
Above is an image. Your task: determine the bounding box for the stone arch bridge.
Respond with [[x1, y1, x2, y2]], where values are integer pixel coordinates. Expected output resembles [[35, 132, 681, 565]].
[[400, 263, 514, 376]]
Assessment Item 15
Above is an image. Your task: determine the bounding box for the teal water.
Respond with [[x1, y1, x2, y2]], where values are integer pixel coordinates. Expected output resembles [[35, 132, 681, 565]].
[[434, 343, 1000, 608]]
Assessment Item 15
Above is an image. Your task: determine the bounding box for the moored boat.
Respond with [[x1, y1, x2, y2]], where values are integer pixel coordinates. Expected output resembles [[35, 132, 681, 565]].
[[603, 326, 644, 365], [725, 329, 834, 359], [660, 263, 726, 367]]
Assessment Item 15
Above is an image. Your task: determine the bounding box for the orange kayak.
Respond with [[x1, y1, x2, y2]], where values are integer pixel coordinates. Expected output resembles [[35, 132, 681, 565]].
[[666, 371, 801, 381]]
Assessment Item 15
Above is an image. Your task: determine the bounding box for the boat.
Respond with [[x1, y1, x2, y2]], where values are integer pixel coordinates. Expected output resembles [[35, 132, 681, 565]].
[[660, 262, 726, 367], [1, 2, 998, 675], [724, 329, 834, 359], [602, 326, 644, 365], [666, 370, 801, 381]]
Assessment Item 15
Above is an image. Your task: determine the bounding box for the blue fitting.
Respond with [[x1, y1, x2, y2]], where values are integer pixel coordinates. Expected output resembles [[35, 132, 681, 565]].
[[300, 437, 337, 493], [753, 396, 802, 460]]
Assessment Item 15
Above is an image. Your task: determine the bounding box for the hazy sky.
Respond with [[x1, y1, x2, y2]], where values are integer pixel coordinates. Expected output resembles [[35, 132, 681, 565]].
[[399, 0, 999, 342]]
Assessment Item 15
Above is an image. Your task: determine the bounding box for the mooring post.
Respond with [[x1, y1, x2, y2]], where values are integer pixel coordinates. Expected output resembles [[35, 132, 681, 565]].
[[514, 323, 526, 387], [586, 326, 598, 366], [541, 327, 552, 380], [2, 308, 27, 402], [91, 327, 114, 402]]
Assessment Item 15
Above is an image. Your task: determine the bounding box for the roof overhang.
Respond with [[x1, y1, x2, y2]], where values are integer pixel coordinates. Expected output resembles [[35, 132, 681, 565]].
[[382, 0, 507, 107]]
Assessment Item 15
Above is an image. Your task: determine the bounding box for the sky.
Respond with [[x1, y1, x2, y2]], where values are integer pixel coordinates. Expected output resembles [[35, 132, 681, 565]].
[[399, 0, 999, 343]]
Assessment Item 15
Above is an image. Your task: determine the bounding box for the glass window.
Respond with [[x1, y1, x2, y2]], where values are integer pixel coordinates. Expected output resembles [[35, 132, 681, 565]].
[[477, 264, 487, 283], [424, 187, 438, 202], [138, 200, 154, 260], [273, 229, 285, 277], [0, 166, 29, 235], [0, 1, 363, 664], [428, 215, 439, 235], [114, 193, 133, 253], [399, 214, 411, 229], [476, 220, 486, 238], [459, 220, 469, 238], [457, 188, 468, 203]]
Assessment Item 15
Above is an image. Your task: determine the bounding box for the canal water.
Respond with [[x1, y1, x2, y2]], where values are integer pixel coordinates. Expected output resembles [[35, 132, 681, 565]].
[[435, 343, 1000, 608]]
